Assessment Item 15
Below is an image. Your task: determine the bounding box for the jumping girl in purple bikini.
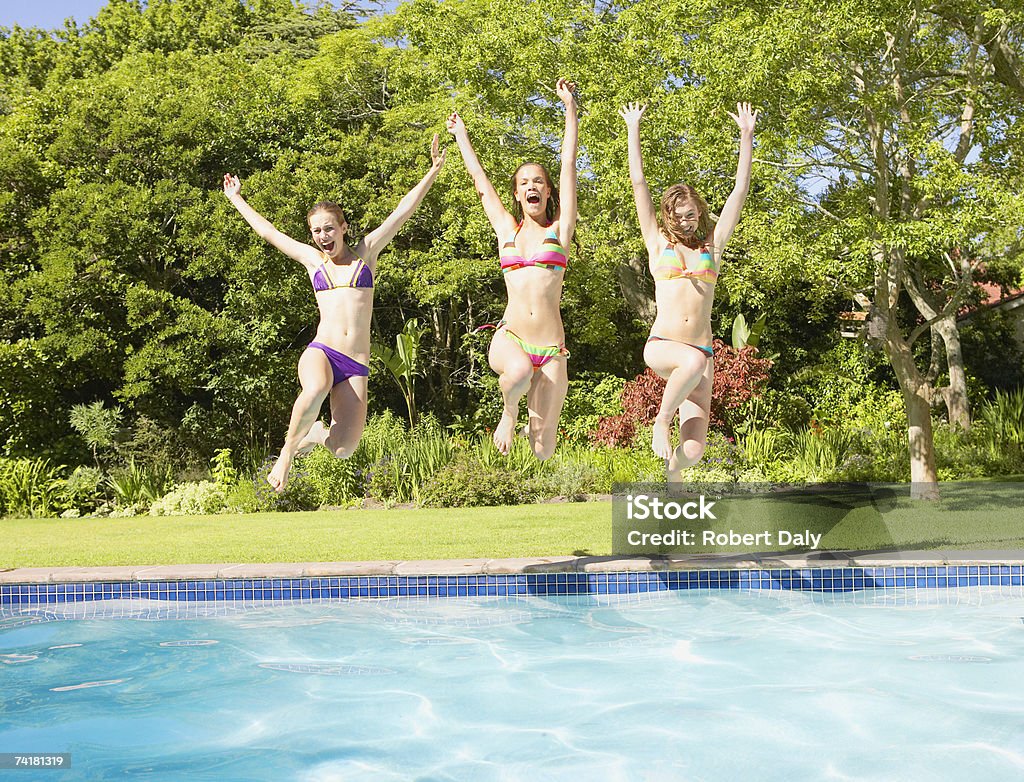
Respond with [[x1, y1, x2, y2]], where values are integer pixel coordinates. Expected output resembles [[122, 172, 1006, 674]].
[[224, 136, 445, 491]]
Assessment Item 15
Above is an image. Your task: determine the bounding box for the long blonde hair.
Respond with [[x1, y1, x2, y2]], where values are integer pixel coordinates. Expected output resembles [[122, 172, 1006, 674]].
[[660, 184, 713, 244]]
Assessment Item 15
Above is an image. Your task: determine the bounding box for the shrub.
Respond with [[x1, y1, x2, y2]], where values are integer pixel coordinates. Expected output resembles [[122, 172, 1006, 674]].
[[62, 466, 105, 514], [525, 457, 605, 500], [149, 481, 228, 516], [225, 480, 258, 513], [561, 372, 627, 444], [589, 369, 664, 448], [364, 456, 403, 503], [69, 401, 122, 468], [589, 414, 636, 448], [107, 460, 173, 509], [620, 368, 665, 425], [420, 456, 538, 507], [210, 448, 237, 488], [0, 458, 66, 518], [251, 459, 321, 512], [710, 341, 773, 430], [299, 447, 364, 506]]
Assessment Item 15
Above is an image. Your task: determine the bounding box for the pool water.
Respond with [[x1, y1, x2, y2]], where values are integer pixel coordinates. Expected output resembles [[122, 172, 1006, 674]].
[[3, 588, 1024, 780]]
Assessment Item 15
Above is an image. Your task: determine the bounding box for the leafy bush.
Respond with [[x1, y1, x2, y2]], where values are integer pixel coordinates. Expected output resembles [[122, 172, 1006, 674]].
[[710, 341, 773, 430], [420, 456, 539, 507], [62, 466, 106, 514], [978, 388, 1024, 451], [620, 368, 665, 425], [210, 448, 237, 488], [225, 480, 258, 513], [561, 372, 627, 444], [299, 447, 364, 506], [0, 458, 67, 518], [149, 481, 228, 516], [251, 460, 321, 512], [589, 414, 636, 448], [114, 415, 183, 473], [361, 423, 458, 504], [107, 460, 173, 509], [526, 457, 605, 500], [69, 401, 122, 468]]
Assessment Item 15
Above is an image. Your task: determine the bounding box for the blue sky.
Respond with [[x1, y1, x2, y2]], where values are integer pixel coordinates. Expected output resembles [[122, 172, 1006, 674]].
[[0, 0, 109, 29]]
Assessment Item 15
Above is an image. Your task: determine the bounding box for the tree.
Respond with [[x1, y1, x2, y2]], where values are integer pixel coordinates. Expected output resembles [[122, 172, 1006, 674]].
[[590, 0, 1023, 496]]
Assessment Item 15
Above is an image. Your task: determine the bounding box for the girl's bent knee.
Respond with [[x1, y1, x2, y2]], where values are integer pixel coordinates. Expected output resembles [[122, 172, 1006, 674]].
[[531, 438, 557, 462], [678, 440, 706, 467]]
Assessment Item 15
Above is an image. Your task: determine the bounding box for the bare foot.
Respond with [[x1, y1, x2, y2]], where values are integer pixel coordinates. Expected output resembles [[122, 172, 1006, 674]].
[[493, 410, 517, 455], [267, 453, 293, 493], [651, 416, 673, 460], [296, 421, 327, 456], [666, 445, 684, 483]]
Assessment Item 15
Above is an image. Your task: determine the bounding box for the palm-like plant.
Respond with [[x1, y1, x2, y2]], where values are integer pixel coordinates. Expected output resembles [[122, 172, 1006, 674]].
[[372, 318, 427, 427]]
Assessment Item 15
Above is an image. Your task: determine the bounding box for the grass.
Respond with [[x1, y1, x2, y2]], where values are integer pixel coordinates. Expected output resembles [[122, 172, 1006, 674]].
[[3, 479, 1023, 570], [1, 502, 612, 568]]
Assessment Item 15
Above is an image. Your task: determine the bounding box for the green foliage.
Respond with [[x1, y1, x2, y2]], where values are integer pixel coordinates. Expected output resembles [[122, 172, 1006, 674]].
[[731, 313, 767, 350], [3, 0, 1021, 490], [560, 372, 627, 445], [297, 447, 363, 506], [225, 480, 258, 514], [149, 480, 228, 516], [420, 454, 539, 508], [251, 460, 321, 513], [107, 460, 173, 509], [525, 455, 606, 501], [978, 388, 1024, 447], [210, 448, 237, 488], [69, 401, 123, 467], [371, 318, 427, 427], [62, 466, 105, 514], [0, 457, 66, 518]]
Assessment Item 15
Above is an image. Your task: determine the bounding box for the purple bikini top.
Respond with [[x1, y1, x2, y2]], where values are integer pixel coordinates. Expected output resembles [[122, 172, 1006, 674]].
[[311, 254, 373, 292]]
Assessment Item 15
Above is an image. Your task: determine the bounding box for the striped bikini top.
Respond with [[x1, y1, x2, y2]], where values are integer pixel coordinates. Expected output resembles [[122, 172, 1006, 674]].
[[311, 252, 373, 292], [499, 224, 568, 274], [652, 242, 717, 285]]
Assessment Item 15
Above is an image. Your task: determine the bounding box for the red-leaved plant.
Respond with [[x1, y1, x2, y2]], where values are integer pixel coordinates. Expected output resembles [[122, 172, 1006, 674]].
[[589, 340, 772, 447]]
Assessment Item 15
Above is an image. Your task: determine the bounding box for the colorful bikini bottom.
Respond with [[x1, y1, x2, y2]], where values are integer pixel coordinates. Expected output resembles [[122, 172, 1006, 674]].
[[477, 320, 570, 371], [646, 335, 714, 359]]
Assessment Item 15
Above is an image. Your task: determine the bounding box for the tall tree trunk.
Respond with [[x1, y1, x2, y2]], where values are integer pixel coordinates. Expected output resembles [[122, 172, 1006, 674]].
[[932, 316, 971, 431], [886, 338, 940, 498]]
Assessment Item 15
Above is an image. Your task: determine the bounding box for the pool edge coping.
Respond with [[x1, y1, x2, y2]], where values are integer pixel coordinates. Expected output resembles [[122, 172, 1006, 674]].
[[4, 549, 1024, 584]]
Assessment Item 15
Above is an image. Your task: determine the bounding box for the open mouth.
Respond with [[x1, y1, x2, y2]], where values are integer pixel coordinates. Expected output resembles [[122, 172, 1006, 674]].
[[526, 193, 541, 205], [321, 240, 336, 252]]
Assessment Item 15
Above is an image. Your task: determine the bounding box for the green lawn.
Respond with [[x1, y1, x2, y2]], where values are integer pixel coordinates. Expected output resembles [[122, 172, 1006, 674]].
[[3, 481, 1024, 568], [2, 502, 612, 568]]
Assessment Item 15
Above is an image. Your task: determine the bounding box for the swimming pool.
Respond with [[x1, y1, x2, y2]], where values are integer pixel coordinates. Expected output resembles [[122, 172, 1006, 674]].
[[3, 577, 1024, 780]]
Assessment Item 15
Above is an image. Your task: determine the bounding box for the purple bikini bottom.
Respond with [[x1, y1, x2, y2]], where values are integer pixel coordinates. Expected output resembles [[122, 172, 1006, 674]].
[[308, 342, 369, 386]]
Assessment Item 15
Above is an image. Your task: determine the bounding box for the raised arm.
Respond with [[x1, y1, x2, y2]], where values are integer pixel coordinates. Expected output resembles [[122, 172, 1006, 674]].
[[446, 111, 516, 236], [222, 174, 321, 270], [556, 78, 578, 248], [619, 103, 661, 257], [713, 102, 758, 257], [361, 134, 446, 261]]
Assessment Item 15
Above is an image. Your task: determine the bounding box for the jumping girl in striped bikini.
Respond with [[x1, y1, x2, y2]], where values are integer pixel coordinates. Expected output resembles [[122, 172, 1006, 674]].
[[621, 101, 758, 480], [446, 78, 579, 459], [223, 136, 445, 491]]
